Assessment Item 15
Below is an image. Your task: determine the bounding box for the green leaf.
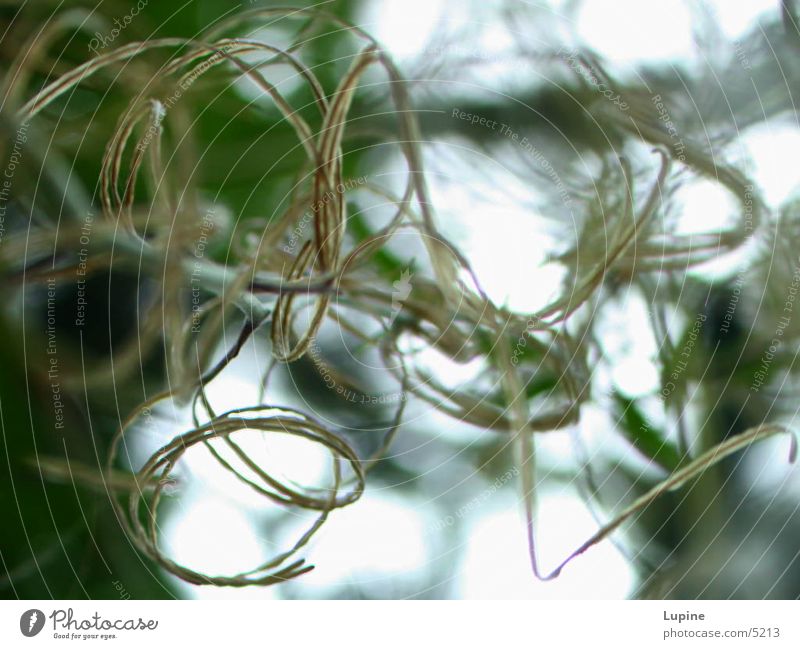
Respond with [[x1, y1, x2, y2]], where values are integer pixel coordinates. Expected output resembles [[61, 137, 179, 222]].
[[348, 212, 407, 278], [659, 315, 706, 407], [613, 393, 682, 472]]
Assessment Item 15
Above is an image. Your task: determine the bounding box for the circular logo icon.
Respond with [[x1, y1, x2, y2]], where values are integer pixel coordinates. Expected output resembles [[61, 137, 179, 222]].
[[20, 609, 45, 637]]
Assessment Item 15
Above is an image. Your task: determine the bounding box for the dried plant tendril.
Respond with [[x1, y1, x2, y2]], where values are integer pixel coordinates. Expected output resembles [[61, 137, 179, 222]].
[[108, 398, 364, 587]]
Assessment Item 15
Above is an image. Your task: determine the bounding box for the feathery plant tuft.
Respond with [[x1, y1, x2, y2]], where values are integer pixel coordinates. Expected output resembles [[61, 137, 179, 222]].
[[2, 3, 798, 592]]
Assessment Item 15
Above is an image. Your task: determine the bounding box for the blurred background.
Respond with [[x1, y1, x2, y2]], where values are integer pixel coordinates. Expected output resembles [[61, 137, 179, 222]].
[[1, 0, 800, 600]]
